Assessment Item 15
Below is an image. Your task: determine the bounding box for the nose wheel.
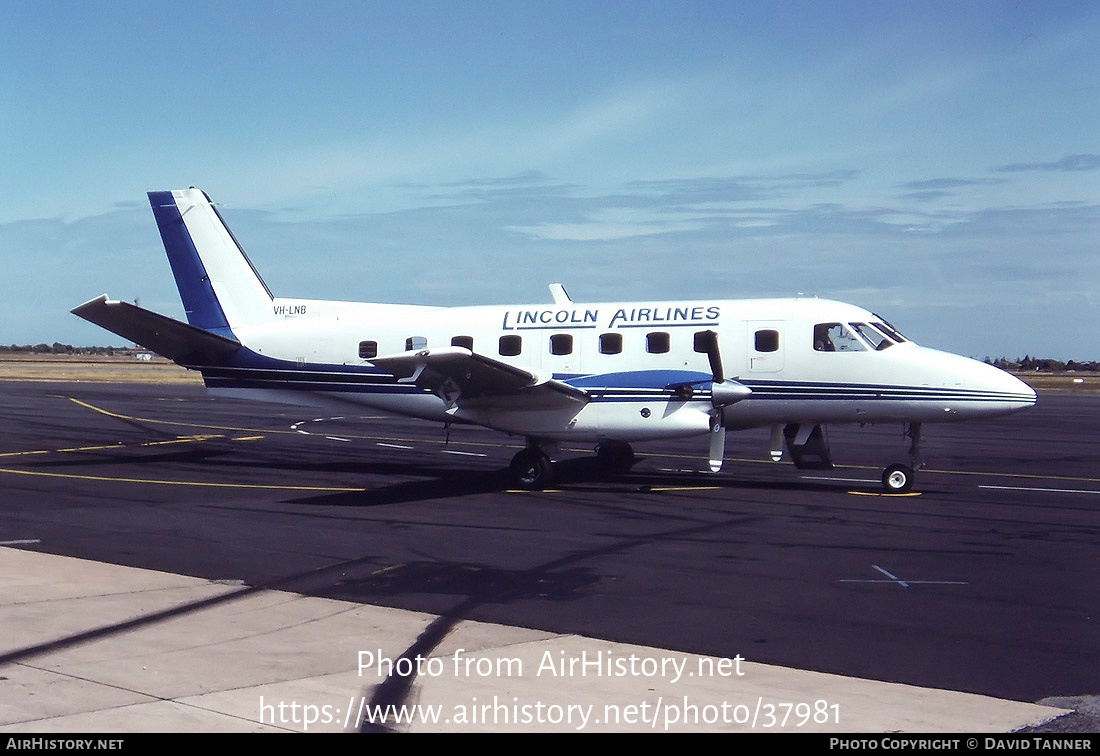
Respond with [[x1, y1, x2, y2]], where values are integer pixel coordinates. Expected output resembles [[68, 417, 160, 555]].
[[882, 464, 915, 493]]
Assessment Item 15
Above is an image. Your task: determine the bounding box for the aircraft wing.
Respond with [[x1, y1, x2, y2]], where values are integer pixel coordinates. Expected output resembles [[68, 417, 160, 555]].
[[71, 295, 241, 363], [370, 346, 589, 410]]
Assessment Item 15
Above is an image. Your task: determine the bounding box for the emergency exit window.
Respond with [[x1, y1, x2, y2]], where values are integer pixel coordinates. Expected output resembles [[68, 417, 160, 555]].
[[755, 330, 779, 352]]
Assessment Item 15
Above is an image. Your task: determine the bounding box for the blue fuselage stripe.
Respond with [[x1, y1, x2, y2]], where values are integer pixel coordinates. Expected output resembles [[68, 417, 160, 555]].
[[194, 363, 1032, 404]]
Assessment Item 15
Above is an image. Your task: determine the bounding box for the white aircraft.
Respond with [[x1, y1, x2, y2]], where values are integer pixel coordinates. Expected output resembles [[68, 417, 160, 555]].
[[73, 188, 1036, 492]]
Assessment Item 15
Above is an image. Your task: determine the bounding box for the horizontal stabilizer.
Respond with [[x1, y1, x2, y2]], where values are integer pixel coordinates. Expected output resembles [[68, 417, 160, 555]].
[[71, 295, 241, 364]]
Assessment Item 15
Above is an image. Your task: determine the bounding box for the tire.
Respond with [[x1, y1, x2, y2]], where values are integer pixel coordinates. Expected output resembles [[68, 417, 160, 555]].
[[596, 441, 636, 475], [882, 464, 915, 493], [510, 449, 552, 490]]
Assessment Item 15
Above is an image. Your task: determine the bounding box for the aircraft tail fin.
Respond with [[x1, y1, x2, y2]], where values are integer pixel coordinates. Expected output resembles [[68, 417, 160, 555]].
[[148, 188, 273, 338]]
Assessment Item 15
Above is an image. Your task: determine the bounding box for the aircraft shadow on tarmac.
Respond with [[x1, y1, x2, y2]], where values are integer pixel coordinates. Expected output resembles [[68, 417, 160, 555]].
[[30, 447, 233, 468], [21, 430, 905, 507], [276, 455, 877, 508]]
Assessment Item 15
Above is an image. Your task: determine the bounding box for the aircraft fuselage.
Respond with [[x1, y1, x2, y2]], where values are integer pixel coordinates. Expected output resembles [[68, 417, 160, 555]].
[[201, 294, 1035, 443]]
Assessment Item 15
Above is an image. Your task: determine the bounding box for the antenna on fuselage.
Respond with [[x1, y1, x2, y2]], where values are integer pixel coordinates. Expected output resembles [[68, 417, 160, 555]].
[[549, 283, 573, 305]]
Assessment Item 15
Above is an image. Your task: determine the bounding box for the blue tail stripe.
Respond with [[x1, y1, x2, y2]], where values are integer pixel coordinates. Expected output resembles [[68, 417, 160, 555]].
[[148, 191, 235, 339]]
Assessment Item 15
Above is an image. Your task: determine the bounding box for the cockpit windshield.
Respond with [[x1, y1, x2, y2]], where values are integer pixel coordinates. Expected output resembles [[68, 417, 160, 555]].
[[851, 322, 893, 350], [870, 315, 907, 343]]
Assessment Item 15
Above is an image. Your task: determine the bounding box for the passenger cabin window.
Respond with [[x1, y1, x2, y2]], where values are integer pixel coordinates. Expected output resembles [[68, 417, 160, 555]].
[[451, 335, 473, 350], [550, 334, 573, 356], [754, 330, 780, 353], [600, 333, 623, 355], [646, 332, 670, 354], [358, 340, 378, 359], [813, 323, 864, 352], [405, 336, 427, 351], [499, 335, 522, 357]]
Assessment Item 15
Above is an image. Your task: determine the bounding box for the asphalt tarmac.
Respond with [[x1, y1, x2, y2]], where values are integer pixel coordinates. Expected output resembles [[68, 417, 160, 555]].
[[1, 381, 1097, 729]]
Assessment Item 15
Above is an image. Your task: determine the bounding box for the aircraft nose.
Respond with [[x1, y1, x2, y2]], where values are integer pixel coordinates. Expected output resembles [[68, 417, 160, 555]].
[[1007, 369, 1037, 405], [955, 354, 1037, 416]]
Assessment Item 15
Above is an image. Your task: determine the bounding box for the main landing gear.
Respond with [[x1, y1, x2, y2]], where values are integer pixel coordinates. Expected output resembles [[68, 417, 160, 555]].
[[595, 440, 636, 475], [509, 446, 553, 490], [508, 440, 638, 490], [881, 423, 923, 493]]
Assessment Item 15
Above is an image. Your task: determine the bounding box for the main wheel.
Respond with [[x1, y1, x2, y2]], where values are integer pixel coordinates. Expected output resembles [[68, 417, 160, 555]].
[[510, 449, 553, 490], [882, 464, 915, 493]]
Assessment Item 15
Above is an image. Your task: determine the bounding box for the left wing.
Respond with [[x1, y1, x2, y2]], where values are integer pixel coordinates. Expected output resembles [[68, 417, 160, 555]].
[[370, 346, 589, 410]]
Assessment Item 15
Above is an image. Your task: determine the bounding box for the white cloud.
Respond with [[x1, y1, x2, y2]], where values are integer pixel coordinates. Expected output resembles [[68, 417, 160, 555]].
[[508, 220, 705, 242]]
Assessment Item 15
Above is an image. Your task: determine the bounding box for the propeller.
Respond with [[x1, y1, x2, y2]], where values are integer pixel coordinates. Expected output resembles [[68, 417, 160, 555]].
[[696, 330, 751, 472]]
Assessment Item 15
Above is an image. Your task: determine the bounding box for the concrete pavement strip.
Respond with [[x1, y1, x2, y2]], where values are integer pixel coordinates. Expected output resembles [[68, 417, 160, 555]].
[[0, 547, 1065, 733]]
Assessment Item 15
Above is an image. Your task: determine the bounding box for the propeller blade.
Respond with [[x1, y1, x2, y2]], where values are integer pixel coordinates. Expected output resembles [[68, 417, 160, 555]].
[[695, 329, 724, 384], [769, 424, 784, 461], [695, 329, 747, 473], [708, 413, 725, 472], [699, 329, 752, 407]]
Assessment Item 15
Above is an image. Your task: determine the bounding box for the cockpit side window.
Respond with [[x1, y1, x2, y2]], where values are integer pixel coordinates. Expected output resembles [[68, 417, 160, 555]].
[[813, 323, 865, 352], [851, 322, 893, 350]]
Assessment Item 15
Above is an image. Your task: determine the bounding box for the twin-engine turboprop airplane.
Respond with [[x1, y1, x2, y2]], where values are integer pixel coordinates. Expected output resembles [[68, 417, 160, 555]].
[[73, 188, 1036, 491]]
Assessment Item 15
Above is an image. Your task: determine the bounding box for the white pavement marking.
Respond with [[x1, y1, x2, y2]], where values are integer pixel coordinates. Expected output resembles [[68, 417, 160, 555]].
[[838, 564, 969, 589], [873, 564, 909, 588], [980, 485, 1100, 495]]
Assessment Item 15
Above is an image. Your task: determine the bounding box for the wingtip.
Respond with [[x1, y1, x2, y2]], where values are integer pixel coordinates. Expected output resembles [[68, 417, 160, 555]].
[[70, 294, 111, 315]]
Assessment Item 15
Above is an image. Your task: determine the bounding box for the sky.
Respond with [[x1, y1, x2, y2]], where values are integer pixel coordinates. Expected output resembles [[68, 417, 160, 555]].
[[2, 0, 1098, 360]]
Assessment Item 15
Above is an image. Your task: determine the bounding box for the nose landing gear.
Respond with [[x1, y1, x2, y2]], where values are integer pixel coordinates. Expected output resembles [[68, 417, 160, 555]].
[[882, 463, 915, 492], [881, 423, 923, 493]]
